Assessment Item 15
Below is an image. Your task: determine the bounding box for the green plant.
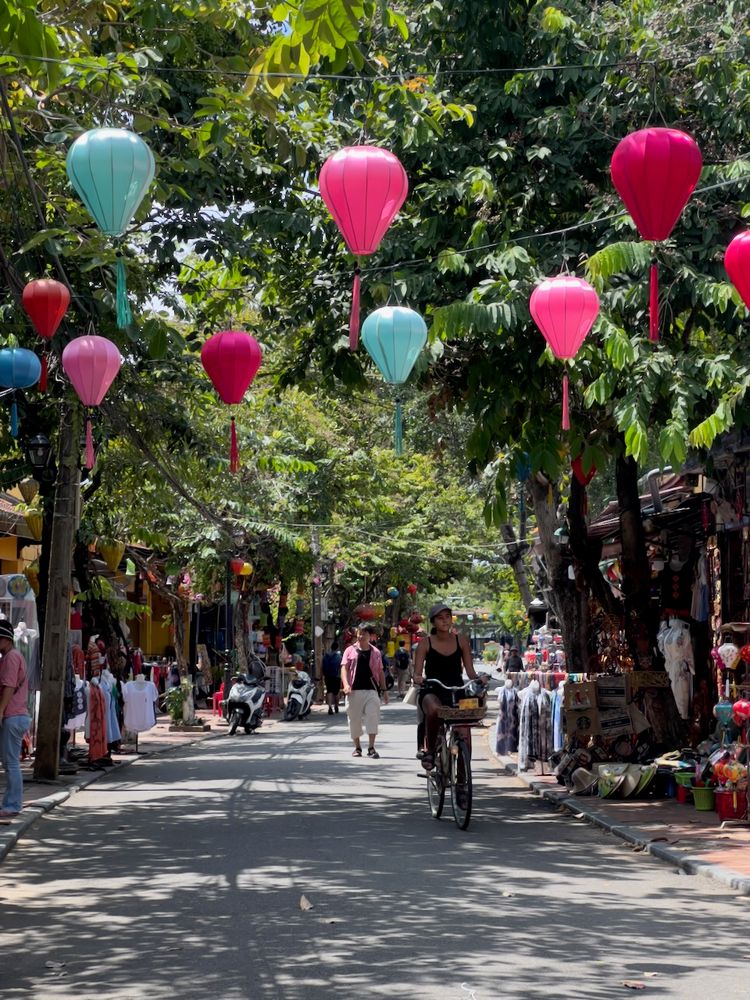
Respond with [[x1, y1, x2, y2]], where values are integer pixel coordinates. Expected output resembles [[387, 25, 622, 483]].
[[163, 683, 188, 723]]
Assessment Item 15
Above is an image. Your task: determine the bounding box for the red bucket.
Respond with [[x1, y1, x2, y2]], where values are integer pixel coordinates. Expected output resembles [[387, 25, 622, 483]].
[[715, 789, 748, 822], [676, 782, 692, 804]]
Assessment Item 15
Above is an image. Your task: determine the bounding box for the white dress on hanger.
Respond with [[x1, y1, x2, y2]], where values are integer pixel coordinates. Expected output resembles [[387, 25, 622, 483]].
[[657, 618, 694, 719]]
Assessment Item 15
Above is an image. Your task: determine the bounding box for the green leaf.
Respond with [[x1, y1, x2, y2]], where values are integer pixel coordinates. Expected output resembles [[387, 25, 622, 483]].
[[148, 328, 168, 360]]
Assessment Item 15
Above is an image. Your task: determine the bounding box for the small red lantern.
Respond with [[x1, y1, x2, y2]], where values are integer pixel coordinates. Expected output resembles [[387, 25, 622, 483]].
[[732, 699, 750, 725], [529, 276, 600, 429], [319, 146, 408, 350], [610, 128, 702, 342], [354, 604, 377, 621], [229, 558, 244, 575], [22, 278, 70, 391], [200, 330, 262, 472], [725, 233, 750, 312], [406, 583, 418, 596], [409, 612, 424, 625]]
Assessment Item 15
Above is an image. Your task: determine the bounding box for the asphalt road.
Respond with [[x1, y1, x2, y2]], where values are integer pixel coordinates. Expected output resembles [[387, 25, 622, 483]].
[[0, 703, 748, 1000]]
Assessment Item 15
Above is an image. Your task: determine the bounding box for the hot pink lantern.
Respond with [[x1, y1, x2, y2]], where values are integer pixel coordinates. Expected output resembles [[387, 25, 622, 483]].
[[61, 335, 121, 468], [732, 699, 750, 725], [611, 128, 702, 342], [319, 146, 408, 350], [529, 276, 600, 429], [724, 232, 750, 311], [200, 330, 262, 472]]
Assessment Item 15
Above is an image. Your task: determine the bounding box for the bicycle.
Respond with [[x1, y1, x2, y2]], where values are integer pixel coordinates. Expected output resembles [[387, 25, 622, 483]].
[[422, 678, 487, 830]]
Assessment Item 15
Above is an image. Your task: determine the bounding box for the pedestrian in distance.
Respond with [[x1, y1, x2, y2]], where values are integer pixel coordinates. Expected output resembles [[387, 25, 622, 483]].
[[322, 641, 343, 714], [506, 647, 524, 672], [394, 640, 411, 696], [341, 624, 388, 758], [0, 619, 30, 818]]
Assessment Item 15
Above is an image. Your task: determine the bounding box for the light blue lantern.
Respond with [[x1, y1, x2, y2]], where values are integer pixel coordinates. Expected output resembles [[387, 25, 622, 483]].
[[0, 348, 41, 437], [66, 127, 155, 328], [361, 306, 427, 455]]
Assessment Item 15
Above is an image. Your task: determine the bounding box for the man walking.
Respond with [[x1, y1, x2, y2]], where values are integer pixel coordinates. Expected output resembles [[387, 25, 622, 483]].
[[394, 640, 411, 696], [0, 619, 30, 818]]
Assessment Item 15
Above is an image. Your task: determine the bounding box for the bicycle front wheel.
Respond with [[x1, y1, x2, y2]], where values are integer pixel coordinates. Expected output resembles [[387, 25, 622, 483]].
[[427, 739, 445, 819], [450, 738, 473, 830]]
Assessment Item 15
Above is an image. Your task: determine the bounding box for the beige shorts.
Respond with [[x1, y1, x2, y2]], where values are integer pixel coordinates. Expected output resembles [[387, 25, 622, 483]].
[[346, 689, 381, 739]]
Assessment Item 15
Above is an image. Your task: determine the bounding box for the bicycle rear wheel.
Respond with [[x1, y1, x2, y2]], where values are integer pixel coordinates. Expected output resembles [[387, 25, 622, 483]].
[[426, 737, 445, 819], [450, 738, 473, 830]]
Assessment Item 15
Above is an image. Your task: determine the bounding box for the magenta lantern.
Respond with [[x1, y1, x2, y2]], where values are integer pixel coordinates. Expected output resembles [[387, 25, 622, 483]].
[[61, 335, 121, 468], [319, 146, 408, 350], [611, 128, 702, 342], [725, 232, 750, 310], [529, 276, 600, 429], [732, 699, 750, 725], [200, 330, 262, 472]]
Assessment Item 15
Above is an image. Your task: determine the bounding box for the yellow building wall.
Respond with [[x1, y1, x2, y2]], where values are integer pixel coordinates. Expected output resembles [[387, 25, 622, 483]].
[[0, 536, 23, 574]]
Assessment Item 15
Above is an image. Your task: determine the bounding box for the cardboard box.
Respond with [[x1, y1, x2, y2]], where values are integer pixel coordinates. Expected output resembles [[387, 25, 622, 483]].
[[627, 671, 671, 695], [564, 680, 597, 711], [598, 708, 635, 739], [565, 707, 600, 738], [596, 675, 628, 708]]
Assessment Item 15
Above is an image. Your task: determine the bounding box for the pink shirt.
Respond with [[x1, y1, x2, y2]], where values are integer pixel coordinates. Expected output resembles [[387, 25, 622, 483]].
[[0, 647, 29, 718], [341, 643, 386, 691]]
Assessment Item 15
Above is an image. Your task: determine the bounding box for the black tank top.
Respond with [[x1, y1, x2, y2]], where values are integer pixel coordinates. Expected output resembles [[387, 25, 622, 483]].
[[424, 636, 463, 687]]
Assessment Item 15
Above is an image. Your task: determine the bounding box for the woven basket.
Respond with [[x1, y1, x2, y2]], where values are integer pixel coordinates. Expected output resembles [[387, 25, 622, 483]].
[[437, 706, 487, 723]]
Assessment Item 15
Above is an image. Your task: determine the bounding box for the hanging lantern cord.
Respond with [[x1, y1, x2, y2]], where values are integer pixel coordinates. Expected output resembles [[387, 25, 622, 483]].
[[85, 407, 95, 469], [349, 263, 362, 351], [394, 396, 403, 456], [230, 415, 240, 473], [649, 252, 659, 343], [39, 350, 48, 393], [561, 371, 570, 431], [10, 394, 18, 438]]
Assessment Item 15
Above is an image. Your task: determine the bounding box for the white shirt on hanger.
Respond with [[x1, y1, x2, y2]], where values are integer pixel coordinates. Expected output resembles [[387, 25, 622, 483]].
[[122, 677, 158, 732]]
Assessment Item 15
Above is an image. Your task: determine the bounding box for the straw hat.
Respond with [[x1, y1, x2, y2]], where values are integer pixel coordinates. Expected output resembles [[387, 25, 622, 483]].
[[570, 767, 598, 795]]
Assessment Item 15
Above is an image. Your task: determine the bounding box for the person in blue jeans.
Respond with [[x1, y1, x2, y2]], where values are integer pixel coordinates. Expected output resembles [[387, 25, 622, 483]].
[[0, 618, 30, 818]]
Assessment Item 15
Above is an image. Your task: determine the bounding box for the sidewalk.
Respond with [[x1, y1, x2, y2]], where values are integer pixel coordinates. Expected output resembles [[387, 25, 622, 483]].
[[0, 707, 284, 863], [487, 734, 750, 895]]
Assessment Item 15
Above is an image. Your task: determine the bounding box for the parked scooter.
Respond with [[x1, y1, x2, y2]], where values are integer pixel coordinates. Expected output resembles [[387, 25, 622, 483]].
[[226, 674, 267, 735], [283, 669, 314, 721]]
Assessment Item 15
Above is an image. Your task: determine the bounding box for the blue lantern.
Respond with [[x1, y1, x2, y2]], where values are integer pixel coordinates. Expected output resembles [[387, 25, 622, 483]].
[[66, 128, 155, 328], [0, 348, 41, 437], [387, 586, 400, 599], [361, 306, 427, 455]]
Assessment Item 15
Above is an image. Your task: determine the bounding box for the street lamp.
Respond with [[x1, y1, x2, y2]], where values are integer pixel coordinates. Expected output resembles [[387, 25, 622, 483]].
[[25, 433, 53, 476]]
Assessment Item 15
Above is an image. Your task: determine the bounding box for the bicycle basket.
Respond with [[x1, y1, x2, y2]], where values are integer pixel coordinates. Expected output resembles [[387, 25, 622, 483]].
[[436, 706, 487, 723]]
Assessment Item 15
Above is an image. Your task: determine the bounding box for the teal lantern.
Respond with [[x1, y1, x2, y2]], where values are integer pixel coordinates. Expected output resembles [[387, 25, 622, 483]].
[[0, 348, 41, 437], [387, 586, 400, 599], [361, 306, 427, 455], [66, 128, 155, 329]]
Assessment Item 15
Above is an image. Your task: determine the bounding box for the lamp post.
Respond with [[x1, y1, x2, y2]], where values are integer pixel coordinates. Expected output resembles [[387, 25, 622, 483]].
[[23, 433, 57, 654], [222, 530, 244, 718]]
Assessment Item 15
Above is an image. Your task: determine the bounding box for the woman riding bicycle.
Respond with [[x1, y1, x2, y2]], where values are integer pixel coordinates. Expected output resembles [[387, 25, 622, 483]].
[[413, 602, 478, 771]]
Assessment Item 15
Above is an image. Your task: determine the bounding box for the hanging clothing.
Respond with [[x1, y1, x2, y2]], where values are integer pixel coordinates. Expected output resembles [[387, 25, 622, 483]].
[[517, 686, 552, 771], [86, 683, 108, 761], [551, 683, 566, 752], [657, 619, 694, 719], [494, 685, 519, 755], [122, 679, 158, 732]]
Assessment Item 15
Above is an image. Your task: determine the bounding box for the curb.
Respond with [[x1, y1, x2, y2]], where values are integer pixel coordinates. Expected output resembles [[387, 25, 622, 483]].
[[486, 734, 750, 896]]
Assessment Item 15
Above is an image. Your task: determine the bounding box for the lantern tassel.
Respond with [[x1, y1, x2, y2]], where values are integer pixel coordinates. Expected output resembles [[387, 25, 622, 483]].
[[649, 259, 659, 343], [394, 398, 403, 456], [85, 417, 95, 469], [230, 416, 239, 473], [10, 400, 17, 438], [39, 352, 48, 393], [115, 257, 133, 330], [349, 267, 361, 351], [561, 372, 570, 431]]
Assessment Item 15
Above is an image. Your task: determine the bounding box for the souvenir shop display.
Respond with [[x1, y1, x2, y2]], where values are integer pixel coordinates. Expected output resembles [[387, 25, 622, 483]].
[[122, 674, 159, 750], [494, 678, 519, 755], [517, 681, 553, 772]]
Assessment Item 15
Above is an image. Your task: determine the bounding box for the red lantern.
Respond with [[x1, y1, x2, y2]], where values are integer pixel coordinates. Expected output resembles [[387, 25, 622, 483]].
[[732, 699, 750, 725], [200, 330, 262, 472], [409, 612, 424, 625], [354, 603, 377, 621], [611, 128, 702, 342], [725, 233, 750, 310], [229, 558, 244, 575], [22, 279, 71, 391], [529, 276, 600, 429], [406, 583, 418, 596], [319, 146, 408, 350]]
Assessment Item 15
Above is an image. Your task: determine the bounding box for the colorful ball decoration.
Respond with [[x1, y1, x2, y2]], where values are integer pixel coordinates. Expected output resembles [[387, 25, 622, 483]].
[[717, 642, 741, 671], [200, 330, 262, 472], [240, 562, 253, 576], [387, 586, 400, 599], [740, 644, 750, 665], [66, 127, 155, 328], [61, 335, 121, 468], [22, 278, 70, 391], [371, 602, 386, 619], [229, 558, 244, 575], [319, 146, 408, 349], [529, 276, 600, 430], [732, 699, 750, 725], [0, 347, 42, 437], [361, 306, 428, 455], [610, 127, 702, 342], [354, 603, 377, 621], [406, 583, 418, 596]]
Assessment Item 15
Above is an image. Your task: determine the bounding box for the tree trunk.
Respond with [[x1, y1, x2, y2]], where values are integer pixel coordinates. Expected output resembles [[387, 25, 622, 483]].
[[34, 407, 80, 780], [528, 474, 591, 672], [169, 595, 188, 672], [616, 452, 656, 668], [500, 522, 533, 608], [568, 477, 620, 617]]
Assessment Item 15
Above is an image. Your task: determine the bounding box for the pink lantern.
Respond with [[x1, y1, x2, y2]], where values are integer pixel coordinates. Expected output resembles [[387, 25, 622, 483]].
[[529, 276, 600, 429], [725, 232, 750, 310], [319, 146, 408, 350], [200, 331, 262, 472], [61, 335, 121, 468], [732, 699, 750, 725], [610, 128, 702, 342]]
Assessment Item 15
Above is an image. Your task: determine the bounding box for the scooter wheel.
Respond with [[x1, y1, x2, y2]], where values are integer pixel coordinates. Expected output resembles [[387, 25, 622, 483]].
[[228, 711, 240, 735]]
